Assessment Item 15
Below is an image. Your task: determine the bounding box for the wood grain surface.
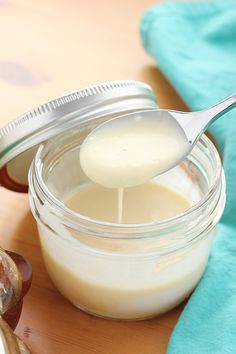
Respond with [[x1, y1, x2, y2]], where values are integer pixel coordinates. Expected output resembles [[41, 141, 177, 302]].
[[0, 1, 189, 353]]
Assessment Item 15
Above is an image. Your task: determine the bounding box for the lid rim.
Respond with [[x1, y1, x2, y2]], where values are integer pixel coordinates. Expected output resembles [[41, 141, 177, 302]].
[[0, 80, 153, 140], [0, 80, 156, 192]]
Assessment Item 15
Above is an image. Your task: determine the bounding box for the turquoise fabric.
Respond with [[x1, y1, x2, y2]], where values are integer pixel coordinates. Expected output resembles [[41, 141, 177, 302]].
[[141, 1, 236, 353]]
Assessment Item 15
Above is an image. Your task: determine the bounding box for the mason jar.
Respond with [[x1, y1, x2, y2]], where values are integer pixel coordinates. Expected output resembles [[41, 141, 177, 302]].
[[27, 81, 225, 320]]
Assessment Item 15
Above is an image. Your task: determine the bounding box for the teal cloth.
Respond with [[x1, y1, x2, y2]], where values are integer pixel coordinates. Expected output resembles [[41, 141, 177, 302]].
[[141, 1, 236, 354]]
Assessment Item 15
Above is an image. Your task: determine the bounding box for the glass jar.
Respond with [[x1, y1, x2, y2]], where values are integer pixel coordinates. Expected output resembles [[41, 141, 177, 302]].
[[0, 248, 32, 353], [27, 82, 225, 321], [0, 250, 32, 330]]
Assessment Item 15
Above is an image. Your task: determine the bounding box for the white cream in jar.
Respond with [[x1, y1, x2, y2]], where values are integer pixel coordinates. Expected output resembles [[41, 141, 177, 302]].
[[38, 180, 212, 319], [40, 227, 210, 320]]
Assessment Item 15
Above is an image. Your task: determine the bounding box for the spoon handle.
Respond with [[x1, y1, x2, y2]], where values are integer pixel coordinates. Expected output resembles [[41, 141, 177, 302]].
[[187, 94, 236, 143], [197, 94, 236, 125]]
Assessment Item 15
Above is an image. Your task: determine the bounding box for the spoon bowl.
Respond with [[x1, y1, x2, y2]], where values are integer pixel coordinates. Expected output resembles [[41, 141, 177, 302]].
[[80, 94, 236, 188]]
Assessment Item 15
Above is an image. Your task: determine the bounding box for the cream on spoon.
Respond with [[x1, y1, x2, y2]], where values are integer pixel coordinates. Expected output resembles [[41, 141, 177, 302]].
[[80, 93, 236, 189], [80, 112, 190, 189]]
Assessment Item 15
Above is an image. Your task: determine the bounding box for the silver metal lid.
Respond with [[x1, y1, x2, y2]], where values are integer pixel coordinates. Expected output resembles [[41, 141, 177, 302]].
[[0, 80, 156, 192]]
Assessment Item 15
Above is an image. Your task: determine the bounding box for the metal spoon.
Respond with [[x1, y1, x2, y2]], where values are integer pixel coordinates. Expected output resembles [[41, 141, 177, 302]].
[[80, 94, 236, 188], [164, 93, 236, 145]]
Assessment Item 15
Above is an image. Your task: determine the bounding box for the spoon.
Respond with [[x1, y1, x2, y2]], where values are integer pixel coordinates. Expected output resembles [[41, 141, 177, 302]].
[[80, 94, 236, 188]]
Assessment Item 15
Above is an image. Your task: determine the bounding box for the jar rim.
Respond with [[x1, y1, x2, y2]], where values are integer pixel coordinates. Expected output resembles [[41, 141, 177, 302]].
[[30, 133, 223, 234]]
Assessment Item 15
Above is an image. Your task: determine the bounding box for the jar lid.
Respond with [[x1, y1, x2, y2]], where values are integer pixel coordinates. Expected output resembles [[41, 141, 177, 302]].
[[0, 80, 155, 192]]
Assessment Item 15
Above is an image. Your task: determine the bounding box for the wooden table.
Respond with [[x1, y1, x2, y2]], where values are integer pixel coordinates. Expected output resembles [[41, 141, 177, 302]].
[[0, 1, 189, 353]]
